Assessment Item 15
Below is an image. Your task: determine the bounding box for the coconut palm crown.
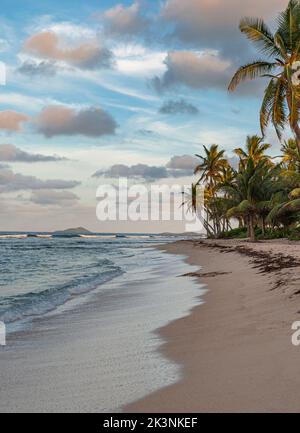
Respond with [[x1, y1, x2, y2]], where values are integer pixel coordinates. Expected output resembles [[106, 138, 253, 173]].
[[228, 0, 300, 149], [234, 135, 271, 167]]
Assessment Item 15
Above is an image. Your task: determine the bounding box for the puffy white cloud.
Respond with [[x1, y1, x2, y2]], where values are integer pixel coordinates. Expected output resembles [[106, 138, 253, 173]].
[[113, 44, 166, 77]]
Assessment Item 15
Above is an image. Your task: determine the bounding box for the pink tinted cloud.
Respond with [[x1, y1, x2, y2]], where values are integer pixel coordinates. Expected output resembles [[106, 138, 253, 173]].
[[162, 0, 287, 58], [36, 105, 117, 138], [103, 2, 149, 36], [24, 31, 113, 69], [0, 111, 29, 132], [163, 0, 287, 34]]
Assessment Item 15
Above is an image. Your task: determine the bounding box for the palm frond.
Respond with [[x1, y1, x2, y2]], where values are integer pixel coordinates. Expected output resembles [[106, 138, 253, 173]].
[[271, 78, 287, 140], [239, 17, 280, 57], [277, 0, 300, 51], [260, 78, 276, 135], [228, 61, 277, 91], [274, 31, 289, 60]]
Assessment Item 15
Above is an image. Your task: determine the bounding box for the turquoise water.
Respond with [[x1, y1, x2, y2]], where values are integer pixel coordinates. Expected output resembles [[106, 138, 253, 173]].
[[0, 235, 175, 326]]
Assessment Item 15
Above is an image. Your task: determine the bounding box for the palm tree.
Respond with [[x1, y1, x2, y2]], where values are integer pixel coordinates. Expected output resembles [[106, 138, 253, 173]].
[[228, 0, 300, 149], [193, 144, 230, 237], [281, 138, 300, 172], [234, 135, 271, 167], [267, 187, 300, 229], [181, 183, 218, 238], [223, 159, 278, 241], [194, 144, 229, 186]]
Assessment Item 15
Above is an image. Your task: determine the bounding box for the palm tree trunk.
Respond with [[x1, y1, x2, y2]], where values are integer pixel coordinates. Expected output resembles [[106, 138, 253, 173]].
[[287, 94, 300, 151], [261, 216, 266, 237], [249, 214, 256, 242], [292, 124, 300, 151]]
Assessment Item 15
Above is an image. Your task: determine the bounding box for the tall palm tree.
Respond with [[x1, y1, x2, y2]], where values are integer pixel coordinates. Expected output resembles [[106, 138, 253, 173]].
[[194, 144, 229, 186], [234, 135, 271, 167], [228, 0, 300, 149], [192, 144, 231, 237]]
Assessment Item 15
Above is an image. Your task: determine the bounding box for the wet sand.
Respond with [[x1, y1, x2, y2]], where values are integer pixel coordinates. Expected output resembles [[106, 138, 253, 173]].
[[126, 239, 300, 413]]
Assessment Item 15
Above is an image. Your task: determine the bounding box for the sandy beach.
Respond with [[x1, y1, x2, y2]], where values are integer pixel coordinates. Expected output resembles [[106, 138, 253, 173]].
[[126, 239, 300, 413]]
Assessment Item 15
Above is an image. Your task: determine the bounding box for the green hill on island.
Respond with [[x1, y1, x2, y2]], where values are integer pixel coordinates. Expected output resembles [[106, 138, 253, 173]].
[[52, 227, 92, 237]]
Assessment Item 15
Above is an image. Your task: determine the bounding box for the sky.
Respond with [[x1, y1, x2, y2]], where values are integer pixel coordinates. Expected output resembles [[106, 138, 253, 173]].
[[0, 0, 290, 232]]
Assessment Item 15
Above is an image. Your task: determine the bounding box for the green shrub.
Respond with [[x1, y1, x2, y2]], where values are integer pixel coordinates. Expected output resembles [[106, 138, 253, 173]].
[[288, 229, 300, 241], [220, 227, 290, 240], [220, 227, 247, 239], [256, 228, 287, 240]]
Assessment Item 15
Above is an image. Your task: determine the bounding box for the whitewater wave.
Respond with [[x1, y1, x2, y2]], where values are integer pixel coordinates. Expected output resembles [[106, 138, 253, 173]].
[[0, 234, 53, 239], [0, 234, 28, 239], [0, 268, 123, 324], [79, 235, 116, 239]]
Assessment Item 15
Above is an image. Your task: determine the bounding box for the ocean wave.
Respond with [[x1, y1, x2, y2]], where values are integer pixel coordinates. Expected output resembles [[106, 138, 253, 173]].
[[0, 234, 28, 239], [0, 234, 53, 239], [0, 267, 123, 324], [79, 235, 116, 239]]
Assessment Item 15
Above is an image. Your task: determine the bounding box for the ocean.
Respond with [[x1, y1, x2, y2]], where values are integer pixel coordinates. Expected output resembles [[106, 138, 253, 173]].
[[0, 234, 169, 328], [0, 234, 205, 412]]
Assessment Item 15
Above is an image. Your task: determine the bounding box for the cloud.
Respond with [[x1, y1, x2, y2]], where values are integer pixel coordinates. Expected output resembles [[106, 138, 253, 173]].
[[0, 166, 79, 193], [0, 144, 65, 162], [36, 105, 117, 138], [103, 2, 149, 37], [93, 163, 169, 180], [93, 156, 198, 180], [0, 111, 29, 132], [161, 0, 287, 60], [17, 60, 57, 77], [166, 155, 198, 170], [24, 31, 114, 70], [159, 99, 199, 115], [113, 45, 166, 77], [30, 190, 79, 206], [152, 51, 232, 91], [137, 129, 154, 135]]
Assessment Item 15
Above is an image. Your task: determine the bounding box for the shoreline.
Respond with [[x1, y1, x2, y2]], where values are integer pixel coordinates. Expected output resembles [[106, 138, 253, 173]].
[[125, 239, 300, 413], [0, 243, 203, 413]]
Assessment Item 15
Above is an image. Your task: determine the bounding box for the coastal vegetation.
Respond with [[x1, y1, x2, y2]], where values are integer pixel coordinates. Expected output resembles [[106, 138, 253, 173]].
[[191, 137, 300, 241], [190, 1, 300, 241]]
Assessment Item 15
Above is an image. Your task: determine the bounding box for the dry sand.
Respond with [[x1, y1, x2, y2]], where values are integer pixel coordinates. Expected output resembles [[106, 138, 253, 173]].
[[126, 239, 300, 413]]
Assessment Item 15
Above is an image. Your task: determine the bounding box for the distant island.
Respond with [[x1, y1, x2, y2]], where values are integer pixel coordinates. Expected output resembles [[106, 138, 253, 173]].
[[52, 227, 92, 237]]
